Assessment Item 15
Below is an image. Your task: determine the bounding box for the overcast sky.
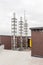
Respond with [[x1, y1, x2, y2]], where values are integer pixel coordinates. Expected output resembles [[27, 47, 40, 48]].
[[0, 0, 43, 36]]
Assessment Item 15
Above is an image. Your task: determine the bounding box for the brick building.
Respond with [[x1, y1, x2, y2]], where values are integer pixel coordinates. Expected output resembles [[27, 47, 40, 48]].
[[30, 27, 43, 57], [0, 35, 31, 50], [0, 35, 11, 49]]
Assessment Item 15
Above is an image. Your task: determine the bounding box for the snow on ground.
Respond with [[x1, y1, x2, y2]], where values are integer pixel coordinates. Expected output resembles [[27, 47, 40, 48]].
[[0, 50, 43, 65]]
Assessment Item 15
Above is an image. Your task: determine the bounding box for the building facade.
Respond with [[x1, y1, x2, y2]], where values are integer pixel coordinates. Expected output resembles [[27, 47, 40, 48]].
[[0, 35, 11, 49], [30, 27, 43, 57], [0, 35, 31, 50]]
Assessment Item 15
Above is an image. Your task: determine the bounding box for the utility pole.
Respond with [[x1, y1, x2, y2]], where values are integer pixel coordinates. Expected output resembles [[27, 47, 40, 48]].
[[11, 13, 17, 50]]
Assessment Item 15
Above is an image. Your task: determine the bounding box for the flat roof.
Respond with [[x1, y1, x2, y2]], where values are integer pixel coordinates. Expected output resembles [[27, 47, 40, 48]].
[[30, 27, 43, 30]]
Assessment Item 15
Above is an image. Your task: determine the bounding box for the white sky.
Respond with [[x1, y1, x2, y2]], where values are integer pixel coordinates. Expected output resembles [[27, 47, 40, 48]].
[[0, 0, 43, 36]]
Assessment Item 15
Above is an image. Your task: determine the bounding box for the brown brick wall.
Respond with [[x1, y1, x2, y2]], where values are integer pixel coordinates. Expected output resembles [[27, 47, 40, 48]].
[[0, 36, 11, 49], [0, 36, 30, 50], [16, 36, 29, 48], [31, 31, 43, 57]]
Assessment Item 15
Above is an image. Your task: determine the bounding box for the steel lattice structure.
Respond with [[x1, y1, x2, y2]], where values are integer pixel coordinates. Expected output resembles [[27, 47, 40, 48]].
[[11, 13, 17, 50], [19, 17, 23, 49], [24, 11, 28, 49], [24, 20, 28, 48]]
